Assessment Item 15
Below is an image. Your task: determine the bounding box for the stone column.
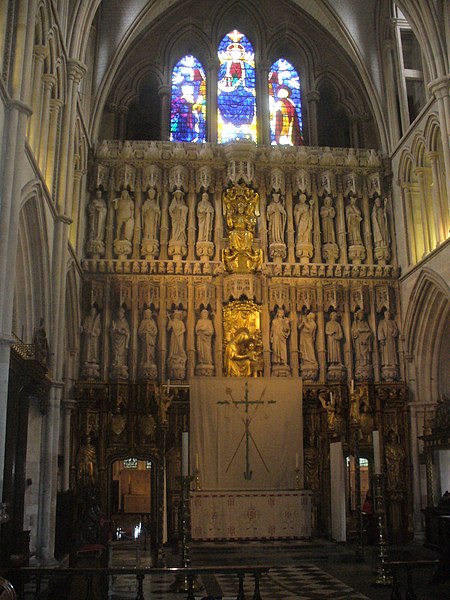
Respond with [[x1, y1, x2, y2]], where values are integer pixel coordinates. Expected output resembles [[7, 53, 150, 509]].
[[70, 169, 83, 250], [159, 280, 167, 382], [317, 284, 326, 383], [342, 287, 353, 382], [428, 76, 450, 209], [187, 279, 195, 377], [105, 174, 116, 259], [187, 173, 196, 261], [62, 399, 76, 491], [258, 173, 268, 262], [382, 39, 401, 146], [361, 185, 373, 264], [45, 99, 63, 192], [257, 61, 270, 146], [289, 286, 299, 375], [117, 105, 129, 140], [402, 185, 417, 264], [214, 277, 223, 375], [214, 173, 223, 261], [28, 45, 47, 151], [261, 281, 271, 376], [428, 152, 446, 244], [336, 178, 348, 264], [133, 179, 143, 260], [285, 179, 295, 263], [160, 171, 169, 260], [349, 116, 360, 148], [369, 289, 380, 383], [159, 85, 171, 142], [207, 59, 218, 143], [414, 169, 431, 255], [37, 74, 56, 172], [306, 91, 320, 146], [312, 176, 321, 263]]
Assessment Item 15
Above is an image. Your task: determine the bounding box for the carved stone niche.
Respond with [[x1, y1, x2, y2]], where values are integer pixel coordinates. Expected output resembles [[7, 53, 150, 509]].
[[223, 274, 261, 303]]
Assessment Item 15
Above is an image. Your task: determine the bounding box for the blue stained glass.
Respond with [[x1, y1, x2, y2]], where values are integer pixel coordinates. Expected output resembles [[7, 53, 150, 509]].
[[217, 30, 257, 143], [170, 55, 206, 143], [268, 59, 303, 145]]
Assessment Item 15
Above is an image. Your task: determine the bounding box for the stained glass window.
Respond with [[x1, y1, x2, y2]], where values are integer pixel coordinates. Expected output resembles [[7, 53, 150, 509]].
[[217, 30, 257, 143], [268, 59, 303, 145], [170, 55, 206, 143]]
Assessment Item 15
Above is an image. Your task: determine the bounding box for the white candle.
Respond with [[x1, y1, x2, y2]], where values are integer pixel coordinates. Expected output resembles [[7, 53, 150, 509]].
[[351, 379, 355, 394], [372, 430, 381, 474], [295, 452, 299, 469], [330, 391, 334, 403], [182, 431, 189, 476]]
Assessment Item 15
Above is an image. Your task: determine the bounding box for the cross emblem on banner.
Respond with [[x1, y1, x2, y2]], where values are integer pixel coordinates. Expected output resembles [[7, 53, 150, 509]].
[[217, 381, 276, 480]]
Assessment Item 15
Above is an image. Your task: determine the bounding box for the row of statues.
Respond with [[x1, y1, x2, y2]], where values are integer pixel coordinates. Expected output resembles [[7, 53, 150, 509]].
[[86, 186, 391, 266], [80, 303, 400, 382]]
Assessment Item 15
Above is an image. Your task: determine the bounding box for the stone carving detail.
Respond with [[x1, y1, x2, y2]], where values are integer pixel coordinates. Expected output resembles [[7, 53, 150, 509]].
[[325, 311, 346, 381], [110, 306, 130, 379], [81, 306, 101, 380], [351, 308, 373, 380], [372, 197, 391, 265], [346, 193, 366, 265], [294, 193, 314, 264], [385, 429, 406, 493], [377, 310, 399, 381], [270, 308, 291, 377], [33, 318, 50, 368], [138, 308, 158, 379], [114, 189, 135, 258], [320, 195, 339, 264], [267, 191, 287, 262], [298, 311, 318, 381], [141, 187, 160, 259], [167, 309, 187, 380], [196, 191, 215, 260], [86, 189, 107, 258], [168, 189, 188, 260], [195, 309, 215, 376]]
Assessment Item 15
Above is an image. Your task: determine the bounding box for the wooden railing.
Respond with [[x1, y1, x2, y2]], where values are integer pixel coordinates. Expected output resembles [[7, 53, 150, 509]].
[[7, 564, 269, 600], [386, 559, 440, 600]]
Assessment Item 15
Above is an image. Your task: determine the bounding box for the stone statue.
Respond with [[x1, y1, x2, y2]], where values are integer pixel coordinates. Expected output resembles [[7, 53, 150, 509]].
[[142, 188, 160, 241], [110, 306, 130, 379], [298, 312, 318, 379], [154, 383, 173, 426], [351, 309, 373, 379], [270, 308, 290, 366], [167, 309, 187, 379], [267, 192, 287, 245], [169, 189, 188, 244], [195, 309, 215, 375], [81, 306, 101, 379], [294, 193, 314, 245], [385, 430, 406, 492], [320, 195, 336, 244], [114, 189, 134, 242], [197, 192, 214, 242], [372, 197, 390, 248], [377, 310, 399, 380], [346, 194, 363, 245], [87, 189, 107, 251], [138, 308, 158, 378], [33, 318, 50, 367], [325, 312, 344, 365]]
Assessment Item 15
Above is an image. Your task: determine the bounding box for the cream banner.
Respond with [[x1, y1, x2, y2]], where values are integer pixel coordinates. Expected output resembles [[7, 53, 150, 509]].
[[190, 377, 303, 490]]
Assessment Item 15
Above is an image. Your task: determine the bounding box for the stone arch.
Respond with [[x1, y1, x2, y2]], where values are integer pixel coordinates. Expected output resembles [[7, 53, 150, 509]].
[[403, 269, 450, 403]]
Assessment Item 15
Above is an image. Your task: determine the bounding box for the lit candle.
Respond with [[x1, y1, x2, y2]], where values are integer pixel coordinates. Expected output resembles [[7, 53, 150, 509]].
[[372, 430, 381, 474], [182, 431, 189, 477], [295, 452, 299, 469]]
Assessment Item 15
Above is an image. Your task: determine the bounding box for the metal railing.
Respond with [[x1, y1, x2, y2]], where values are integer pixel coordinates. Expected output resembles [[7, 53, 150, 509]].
[[7, 564, 269, 600]]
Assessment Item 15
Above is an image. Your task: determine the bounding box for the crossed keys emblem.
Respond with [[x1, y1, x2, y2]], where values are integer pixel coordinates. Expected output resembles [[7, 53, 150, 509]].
[[217, 381, 276, 480]]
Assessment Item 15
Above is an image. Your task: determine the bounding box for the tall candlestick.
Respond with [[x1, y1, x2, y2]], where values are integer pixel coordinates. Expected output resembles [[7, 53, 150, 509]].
[[373, 430, 381, 474], [182, 431, 189, 476]]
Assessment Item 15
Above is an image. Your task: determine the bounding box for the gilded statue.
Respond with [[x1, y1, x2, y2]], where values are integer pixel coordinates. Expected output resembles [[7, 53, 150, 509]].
[[224, 327, 262, 377], [222, 182, 263, 273]]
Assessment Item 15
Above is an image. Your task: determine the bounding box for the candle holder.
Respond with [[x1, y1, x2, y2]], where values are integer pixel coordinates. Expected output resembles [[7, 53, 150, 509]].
[[372, 473, 393, 586], [171, 475, 202, 593], [294, 467, 301, 490]]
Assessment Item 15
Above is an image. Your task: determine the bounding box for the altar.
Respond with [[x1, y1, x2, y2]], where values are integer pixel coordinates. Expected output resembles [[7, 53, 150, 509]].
[[190, 489, 312, 540]]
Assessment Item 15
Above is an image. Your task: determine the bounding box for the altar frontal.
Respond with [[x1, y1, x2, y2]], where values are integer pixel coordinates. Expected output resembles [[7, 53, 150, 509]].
[[190, 377, 311, 540]]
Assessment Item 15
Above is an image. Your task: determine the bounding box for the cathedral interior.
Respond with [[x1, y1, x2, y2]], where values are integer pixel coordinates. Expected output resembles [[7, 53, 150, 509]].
[[0, 1, 449, 598]]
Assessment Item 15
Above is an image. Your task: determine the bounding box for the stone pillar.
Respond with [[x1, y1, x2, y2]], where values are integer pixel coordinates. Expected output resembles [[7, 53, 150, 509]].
[[369, 288, 380, 383], [312, 176, 321, 263], [415, 169, 431, 255], [207, 59, 218, 143], [285, 179, 295, 263], [342, 287, 353, 382], [428, 76, 450, 210], [133, 181, 143, 260], [117, 105, 129, 140], [37, 74, 56, 172], [258, 173, 268, 262], [45, 99, 63, 193], [159, 85, 171, 142], [402, 185, 417, 264], [187, 173, 196, 261], [62, 399, 76, 491], [306, 91, 320, 146], [317, 284, 326, 383], [428, 152, 446, 244], [214, 277, 223, 376], [28, 45, 47, 150], [382, 39, 401, 146], [160, 171, 169, 260], [257, 61, 270, 146], [261, 281, 271, 376], [36, 384, 63, 564], [289, 286, 299, 375], [187, 279, 195, 377], [349, 116, 360, 148], [159, 280, 168, 382], [361, 185, 374, 264], [214, 173, 223, 261], [336, 179, 348, 264], [70, 169, 83, 251]]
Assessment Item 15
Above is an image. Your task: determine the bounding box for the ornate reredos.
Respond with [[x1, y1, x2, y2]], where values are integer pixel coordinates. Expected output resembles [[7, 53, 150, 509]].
[[223, 299, 263, 377], [222, 182, 263, 274]]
